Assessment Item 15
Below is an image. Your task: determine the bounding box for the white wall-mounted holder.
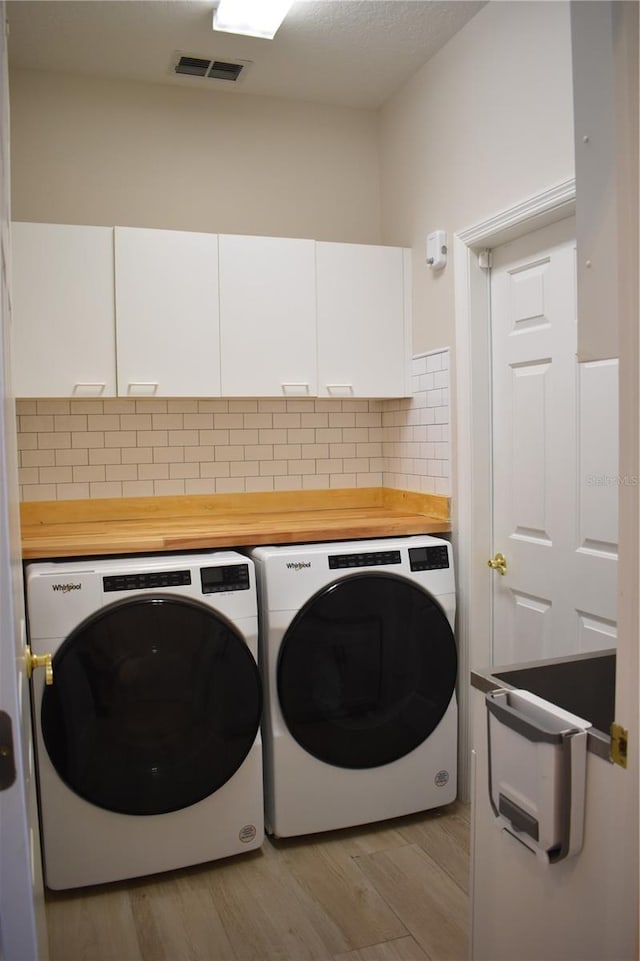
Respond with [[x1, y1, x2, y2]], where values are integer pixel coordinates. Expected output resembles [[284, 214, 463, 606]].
[[486, 688, 590, 864], [426, 230, 448, 270]]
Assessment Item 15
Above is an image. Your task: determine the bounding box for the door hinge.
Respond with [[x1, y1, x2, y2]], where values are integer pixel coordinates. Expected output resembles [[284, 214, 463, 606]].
[[0, 711, 16, 790], [478, 249, 492, 270], [610, 722, 628, 768]]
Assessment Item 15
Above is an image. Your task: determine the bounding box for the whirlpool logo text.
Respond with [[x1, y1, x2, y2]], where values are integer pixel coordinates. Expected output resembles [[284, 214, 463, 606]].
[[51, 583, 82, 593], [285, 562, 311, 571]]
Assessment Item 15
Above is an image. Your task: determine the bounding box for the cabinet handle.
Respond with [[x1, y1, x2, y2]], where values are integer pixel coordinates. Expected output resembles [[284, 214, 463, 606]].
[[127, 382, 159, 396], [325, 384, 354, 396], [73, 383, 106, 396], [281, 383, 310, 396]]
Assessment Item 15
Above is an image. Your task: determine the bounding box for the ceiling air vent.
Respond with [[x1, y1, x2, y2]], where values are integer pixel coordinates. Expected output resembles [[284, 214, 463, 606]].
[[175, 55, 211, 78], [209, 60, 244, 82], [174, 54, 249, 83]]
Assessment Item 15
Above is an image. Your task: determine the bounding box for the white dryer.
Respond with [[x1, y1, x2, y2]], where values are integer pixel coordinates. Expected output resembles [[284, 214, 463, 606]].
[[250, 535, 457, 838], [26, 551, 263, 890]]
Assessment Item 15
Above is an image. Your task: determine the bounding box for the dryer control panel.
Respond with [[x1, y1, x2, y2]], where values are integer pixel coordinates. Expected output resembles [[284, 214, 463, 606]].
[[408, 545, 450, 571]]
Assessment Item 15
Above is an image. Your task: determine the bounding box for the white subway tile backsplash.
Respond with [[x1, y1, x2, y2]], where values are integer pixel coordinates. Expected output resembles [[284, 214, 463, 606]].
[[200, 462, 231, 479], [86, 449, 118, 466], [17, 350, 451, 501], [37, 432, 69, 450], [169, 463, 200, 480], [138, 463, 169, 481], [198, 400, 228, 413], [216, 478, 246, 494], [183, 414, 214, 429], [137, 430, 169, 448], [22, 484, 57, 501], [273, 413, 301, 428], [19, 467, 39, 485], [121, 447, 153, 465], [246, 476, 275, 492], [23, 450, 56, 467], [106, 465, 139, 482], [274, 475, 302, 491], [36, 401, 69, 415], [21, 415, 54, 432], [166, 400, 197, 414], [168, 430, 199, 446], [152, 414, 184, 430], [185, 445, 214, 463], [230, 461, 260, 478], [72, 465, 105, 483], [154, 480, 186, 496], [72, 431, 105, 449], [88, 414, 121, 431], [153, 447, 184, 464], [259, 460, 288, 477], [303, 474, 328, 490], [90, 481, 123, 498], [122, 480, 154, 497], [105, 431, 137, 448], [54, 415, 87, 432], [57, 483, 90, 500], [214, 446, 245, 462], [229, 429, 260, 445]]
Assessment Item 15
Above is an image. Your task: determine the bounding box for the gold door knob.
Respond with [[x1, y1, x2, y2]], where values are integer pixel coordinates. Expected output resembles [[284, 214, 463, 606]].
[[487, 552, 507, 575], [25, 646, 53, 685]]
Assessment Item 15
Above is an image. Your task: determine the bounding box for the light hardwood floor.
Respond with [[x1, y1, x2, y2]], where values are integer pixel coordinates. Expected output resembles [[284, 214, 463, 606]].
[[45, 802, 470, 961]]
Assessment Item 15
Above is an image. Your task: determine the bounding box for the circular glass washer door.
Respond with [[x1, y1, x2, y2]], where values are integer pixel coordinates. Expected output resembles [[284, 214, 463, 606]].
[[277, 572, 457, 769], [40, 594, 262, 816]]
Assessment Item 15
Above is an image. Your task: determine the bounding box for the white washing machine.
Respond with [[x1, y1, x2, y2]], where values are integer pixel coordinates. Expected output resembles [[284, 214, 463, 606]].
[[250, 535, 458, 838], [26, 551, 263, 890]]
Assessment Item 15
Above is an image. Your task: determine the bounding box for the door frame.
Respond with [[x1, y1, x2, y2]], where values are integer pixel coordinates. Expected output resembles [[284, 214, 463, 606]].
[[453, 178, 576, 800]]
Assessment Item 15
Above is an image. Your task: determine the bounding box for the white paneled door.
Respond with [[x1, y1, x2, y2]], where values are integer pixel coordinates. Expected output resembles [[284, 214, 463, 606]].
[[490, 216, 618, 665]]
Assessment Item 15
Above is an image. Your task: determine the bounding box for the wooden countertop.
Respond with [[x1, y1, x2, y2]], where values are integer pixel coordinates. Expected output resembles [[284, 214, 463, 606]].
[[20, 488, 450, 560]]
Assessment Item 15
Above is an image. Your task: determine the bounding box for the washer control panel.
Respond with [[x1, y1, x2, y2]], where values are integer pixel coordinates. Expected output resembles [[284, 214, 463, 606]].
[[103, 570, 192, 592], [329, 550, 401, 570], [102, 564, 251, 594], [408, 545, 450, 571], [200, 564, 250, 594]]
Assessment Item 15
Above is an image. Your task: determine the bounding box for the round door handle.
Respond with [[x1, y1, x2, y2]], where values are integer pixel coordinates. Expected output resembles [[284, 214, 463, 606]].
[[487, 552, 507, 575], [25, 646, 53, 685]]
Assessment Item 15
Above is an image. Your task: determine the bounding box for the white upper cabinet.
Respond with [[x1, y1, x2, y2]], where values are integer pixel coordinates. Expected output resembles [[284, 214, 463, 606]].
[[114, 227, 220, 397], [316, 242, 411, 398], [12, 224, 412, 400], [11, 222, 116, 397], [219, 234, 317, 397]]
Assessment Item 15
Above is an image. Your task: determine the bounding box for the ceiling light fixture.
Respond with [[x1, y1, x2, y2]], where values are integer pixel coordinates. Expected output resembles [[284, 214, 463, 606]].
[[213, 0, 294, 40]]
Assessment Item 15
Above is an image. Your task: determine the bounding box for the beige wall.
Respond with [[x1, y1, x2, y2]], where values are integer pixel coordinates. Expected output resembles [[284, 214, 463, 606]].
[[8, 2, 577, 501], [10, 3, 576, 350], [378, 0, 575, 353], [9, 69, 381, 243]]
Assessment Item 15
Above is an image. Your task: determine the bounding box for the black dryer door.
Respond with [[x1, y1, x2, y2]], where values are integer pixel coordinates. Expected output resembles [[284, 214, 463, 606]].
[[277, 572, 457, 769], [40, 595, 262, 815]]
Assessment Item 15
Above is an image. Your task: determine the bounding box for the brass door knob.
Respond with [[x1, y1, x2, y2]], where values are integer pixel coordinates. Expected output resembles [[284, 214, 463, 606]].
[[25, 646, 53, 685], [487, 552, 507, 575]]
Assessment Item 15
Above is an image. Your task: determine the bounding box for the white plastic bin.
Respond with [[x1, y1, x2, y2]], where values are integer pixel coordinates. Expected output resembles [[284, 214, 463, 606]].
[[486, 688, 591, 863]]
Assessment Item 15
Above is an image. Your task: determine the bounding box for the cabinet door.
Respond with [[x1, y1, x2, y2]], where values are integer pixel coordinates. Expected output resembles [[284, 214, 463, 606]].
[[11, 223, 116, 397], [316, 242, 411, 398], [115, 227, 220, 397], [219, 235, 316, 397]]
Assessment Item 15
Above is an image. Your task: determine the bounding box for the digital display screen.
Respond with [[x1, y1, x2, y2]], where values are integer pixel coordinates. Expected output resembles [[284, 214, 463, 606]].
[[201, 567, 225, 588]]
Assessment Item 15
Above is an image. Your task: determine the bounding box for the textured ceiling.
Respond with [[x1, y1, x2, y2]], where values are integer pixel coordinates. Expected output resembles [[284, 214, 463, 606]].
[[6, 0, 486, 109]]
